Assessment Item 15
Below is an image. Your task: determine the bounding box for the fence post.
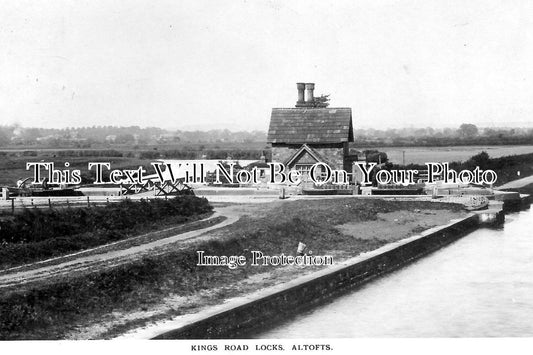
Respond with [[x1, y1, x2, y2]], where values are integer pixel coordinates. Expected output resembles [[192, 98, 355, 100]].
[[11, 198, 14, 214], [67, 199, 70, 208], [48, 198, 51, 209], [87, 196, 90, 207]]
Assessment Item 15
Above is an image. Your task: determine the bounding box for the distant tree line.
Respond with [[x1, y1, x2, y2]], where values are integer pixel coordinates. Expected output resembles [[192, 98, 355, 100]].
[[0, 125, 267, 148], [1, 123, 532, 148], [0, 147, 266, 162]]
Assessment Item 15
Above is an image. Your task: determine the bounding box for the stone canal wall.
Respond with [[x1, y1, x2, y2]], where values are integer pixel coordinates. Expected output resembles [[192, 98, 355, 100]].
[[152, 214, 481, 339]]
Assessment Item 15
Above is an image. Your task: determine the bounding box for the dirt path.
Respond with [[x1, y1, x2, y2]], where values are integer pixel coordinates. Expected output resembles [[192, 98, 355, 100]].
[[0, 204, 247, 290]]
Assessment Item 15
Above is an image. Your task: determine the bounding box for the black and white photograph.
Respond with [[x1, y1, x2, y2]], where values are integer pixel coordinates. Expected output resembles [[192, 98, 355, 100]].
[[1, 1, 533, 354]]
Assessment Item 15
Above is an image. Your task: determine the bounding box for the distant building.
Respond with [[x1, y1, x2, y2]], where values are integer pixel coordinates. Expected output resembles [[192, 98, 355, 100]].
[[267, 83, 359, 177], [245, 154, 271, 183], [158, 133, 180, 143]]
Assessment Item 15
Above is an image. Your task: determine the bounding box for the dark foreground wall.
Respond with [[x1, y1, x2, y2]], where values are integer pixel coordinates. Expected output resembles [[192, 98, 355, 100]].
[[152, 214, 480, 339]]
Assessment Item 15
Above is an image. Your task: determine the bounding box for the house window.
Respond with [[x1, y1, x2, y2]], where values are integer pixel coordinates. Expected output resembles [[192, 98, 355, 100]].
[[294, 163, 329, 182], [292, 164, 311, 182], [294, 164, 314, 174]]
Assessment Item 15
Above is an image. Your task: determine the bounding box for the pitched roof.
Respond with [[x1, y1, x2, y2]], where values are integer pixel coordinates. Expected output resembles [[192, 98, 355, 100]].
[[267, 108, 353, 144]]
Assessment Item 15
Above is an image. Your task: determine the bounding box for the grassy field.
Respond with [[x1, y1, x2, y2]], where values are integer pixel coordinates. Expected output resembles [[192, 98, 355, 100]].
[[0, 198, 465, 339], [0, 155, 154, 186], [0, 141, 267, 153], [0, 142, 267, 186], [369, 145, 533, 164]]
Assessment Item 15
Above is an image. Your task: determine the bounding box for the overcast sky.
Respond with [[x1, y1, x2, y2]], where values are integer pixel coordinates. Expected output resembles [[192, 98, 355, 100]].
[[1, 0, 533, 131]]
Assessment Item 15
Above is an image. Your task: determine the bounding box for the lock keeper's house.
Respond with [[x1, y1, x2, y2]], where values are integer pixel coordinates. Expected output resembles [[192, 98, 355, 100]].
[[267, 83, 357, 177]]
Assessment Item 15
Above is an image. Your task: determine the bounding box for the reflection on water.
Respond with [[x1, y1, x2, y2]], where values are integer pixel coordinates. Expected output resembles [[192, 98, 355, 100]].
[[256, 208, 533, 337]]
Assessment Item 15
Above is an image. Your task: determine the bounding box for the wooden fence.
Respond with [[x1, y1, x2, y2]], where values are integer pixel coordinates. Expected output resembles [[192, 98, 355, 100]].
[[0, 195, 174, 215]]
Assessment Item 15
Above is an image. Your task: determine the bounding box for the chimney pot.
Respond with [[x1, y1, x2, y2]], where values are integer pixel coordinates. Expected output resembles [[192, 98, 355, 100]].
[[305, 83, 315, 103], [296, 83, 305, 104]]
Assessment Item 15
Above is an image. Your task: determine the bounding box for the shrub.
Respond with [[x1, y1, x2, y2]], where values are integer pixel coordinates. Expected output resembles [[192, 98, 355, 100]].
[[0, 196, 212, 245]]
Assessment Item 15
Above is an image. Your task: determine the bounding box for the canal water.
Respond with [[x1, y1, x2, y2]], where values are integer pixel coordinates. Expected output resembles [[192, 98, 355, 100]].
[[256, 208, 533, 337]]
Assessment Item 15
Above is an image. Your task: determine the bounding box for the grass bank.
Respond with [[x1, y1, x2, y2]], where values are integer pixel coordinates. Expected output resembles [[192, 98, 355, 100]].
[[502, 183, 533, 196], [0, 195, 213, 269], [0, 198, 465, 339]]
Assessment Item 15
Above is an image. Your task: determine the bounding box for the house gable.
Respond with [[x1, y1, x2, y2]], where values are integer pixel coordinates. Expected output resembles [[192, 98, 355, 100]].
[[285, 144, 329, 168]]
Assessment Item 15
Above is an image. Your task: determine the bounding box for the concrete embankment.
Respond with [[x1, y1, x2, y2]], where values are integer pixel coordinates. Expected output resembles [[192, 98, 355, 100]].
[[149, 213, 482, 339]]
